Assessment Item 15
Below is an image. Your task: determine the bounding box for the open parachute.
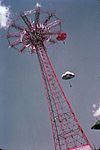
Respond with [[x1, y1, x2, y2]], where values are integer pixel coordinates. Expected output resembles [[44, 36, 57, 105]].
[[62, 71, 75, 80]]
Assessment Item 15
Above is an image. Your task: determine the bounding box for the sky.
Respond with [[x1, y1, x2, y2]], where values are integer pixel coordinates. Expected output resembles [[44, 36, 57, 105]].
[[0, 0, 100, 149]]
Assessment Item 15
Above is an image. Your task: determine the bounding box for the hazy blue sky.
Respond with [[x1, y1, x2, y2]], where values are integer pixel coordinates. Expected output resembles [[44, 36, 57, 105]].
[[0, 0, 100, 149]]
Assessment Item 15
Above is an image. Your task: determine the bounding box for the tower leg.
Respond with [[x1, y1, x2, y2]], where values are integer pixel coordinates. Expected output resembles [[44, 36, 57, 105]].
[[36, 47, 93, 150]]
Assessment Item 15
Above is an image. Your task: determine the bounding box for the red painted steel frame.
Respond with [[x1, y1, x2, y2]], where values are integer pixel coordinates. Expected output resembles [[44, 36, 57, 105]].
[[6, 4, 93, 150]]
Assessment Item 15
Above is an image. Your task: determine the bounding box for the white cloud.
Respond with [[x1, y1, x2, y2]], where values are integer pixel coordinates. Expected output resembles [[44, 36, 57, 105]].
[[0, 1, 11, 28], [92, 102, 100, 117], [92, 104, 96, 108], [93, 107, 100, 117]]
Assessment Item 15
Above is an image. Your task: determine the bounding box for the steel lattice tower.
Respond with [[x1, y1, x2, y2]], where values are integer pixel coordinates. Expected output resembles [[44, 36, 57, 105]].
[[6, 3, 93, 150]]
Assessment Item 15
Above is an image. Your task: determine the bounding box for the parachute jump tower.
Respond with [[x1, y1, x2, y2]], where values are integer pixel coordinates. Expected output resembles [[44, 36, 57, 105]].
[[6, 3, 93, 150]]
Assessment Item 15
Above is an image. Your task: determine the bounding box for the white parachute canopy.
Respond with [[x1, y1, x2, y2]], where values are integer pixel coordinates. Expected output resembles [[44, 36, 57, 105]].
[[62, 71, 75, 80]]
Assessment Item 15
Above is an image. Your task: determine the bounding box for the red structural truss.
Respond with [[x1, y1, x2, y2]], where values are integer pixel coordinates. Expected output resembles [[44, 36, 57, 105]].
[[6, 3, 93, 150]]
